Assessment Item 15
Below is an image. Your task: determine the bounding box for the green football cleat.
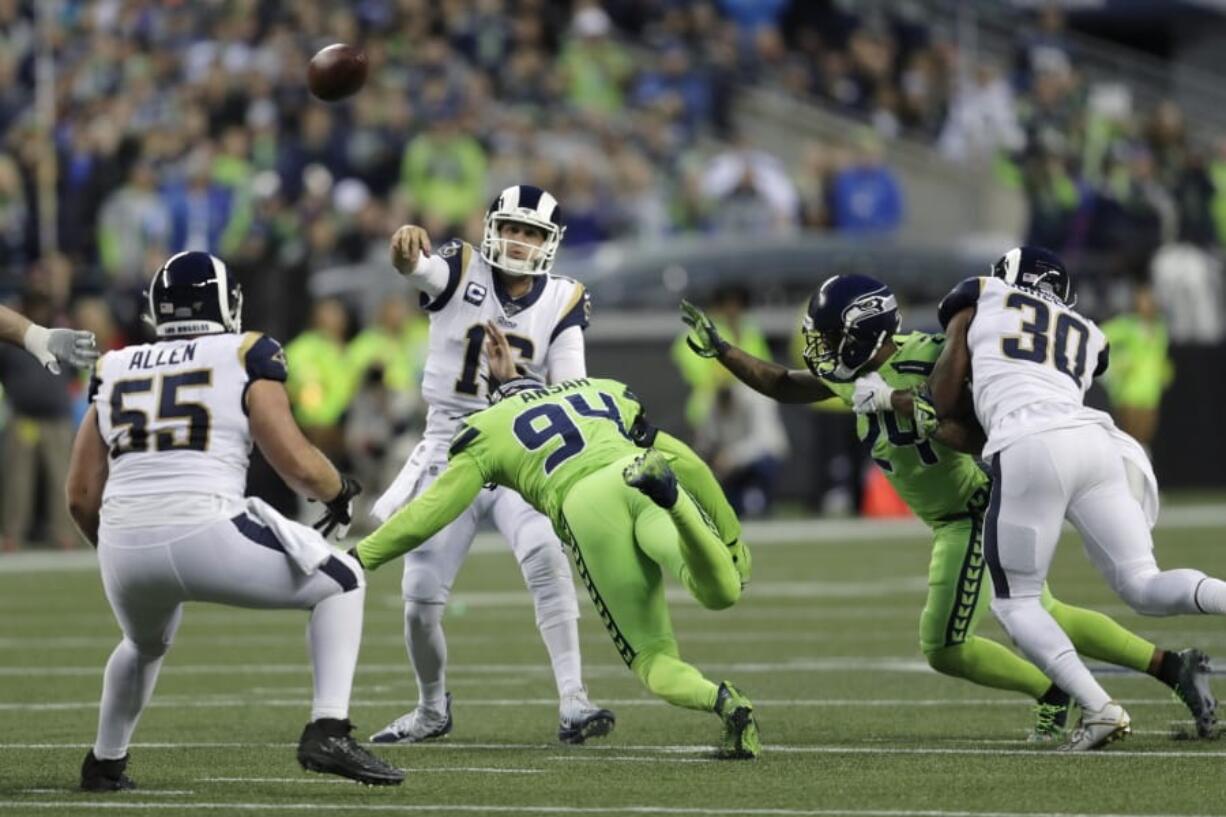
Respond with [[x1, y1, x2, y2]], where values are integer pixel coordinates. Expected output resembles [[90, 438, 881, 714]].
[[1028, 687, 1072, 743], [623, 450, 678, 508], [714, 681, 760, 760]]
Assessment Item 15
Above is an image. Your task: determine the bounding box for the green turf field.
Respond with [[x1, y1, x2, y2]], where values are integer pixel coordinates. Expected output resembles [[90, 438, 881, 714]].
[[2, 511, 1225, 816]]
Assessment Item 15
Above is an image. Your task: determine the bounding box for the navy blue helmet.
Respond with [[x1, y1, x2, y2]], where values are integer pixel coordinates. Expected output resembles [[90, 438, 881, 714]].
[[802, 274, 900, 382], [479, 184, 565, 276], [990, 246, 1074, 305], [146, 251, 243, 337]]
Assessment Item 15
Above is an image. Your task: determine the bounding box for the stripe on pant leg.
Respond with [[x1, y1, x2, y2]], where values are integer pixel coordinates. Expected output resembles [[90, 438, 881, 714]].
[[231, 514, 284, 552], [231, 514, 357, 592], [983, 455, 1010, 599], [557, 512, 637, 667], [942, 499, 987, 647]]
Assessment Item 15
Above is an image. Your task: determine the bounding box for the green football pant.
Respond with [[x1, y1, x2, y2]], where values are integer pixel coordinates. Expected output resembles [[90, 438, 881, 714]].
[[921, 505, 1156, 698], [559, 455, 740, 712]]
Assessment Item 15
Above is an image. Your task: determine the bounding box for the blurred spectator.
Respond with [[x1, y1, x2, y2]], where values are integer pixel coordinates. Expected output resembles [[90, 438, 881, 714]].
[[0, 289, 76, 551], [97, 158, 170, 287], [693, 382, 789, 518], [1150, 243, 1225, 344], [163, 146, 237, 255], [700, 134, 799, 234], [558, 4, 634, 118], [673, 284, 788, 517], [938, 63, 1024, 163], [285, 297, 353, 461], [0, 150, 27, 269], [399, 115, 488, 235], [828, 134, 904, 233], [1100, 285, 1174, 453]]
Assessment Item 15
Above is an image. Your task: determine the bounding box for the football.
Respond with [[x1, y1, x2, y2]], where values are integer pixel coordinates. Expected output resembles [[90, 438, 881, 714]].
[[307, 43, 368, 102]]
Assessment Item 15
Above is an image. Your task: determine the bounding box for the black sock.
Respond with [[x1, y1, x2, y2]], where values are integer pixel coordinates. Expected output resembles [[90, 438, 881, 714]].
[[1156, 650, 1183, 689], [1039, 684, 1069, 706]]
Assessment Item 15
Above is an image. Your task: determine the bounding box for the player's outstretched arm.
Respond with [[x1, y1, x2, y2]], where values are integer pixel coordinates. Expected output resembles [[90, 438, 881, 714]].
[[65, 406, 109, 547], [680, 300, 831, 404], [356, 455, 485, 571], [390, 224, 451, 297], [0, 303, 98, 374], [247, 379, 343, 501], [928, 307, 974, 421]]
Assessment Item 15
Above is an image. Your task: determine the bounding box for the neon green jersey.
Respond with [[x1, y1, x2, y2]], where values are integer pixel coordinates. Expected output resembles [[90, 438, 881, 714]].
[[824, 332, 988, 525], [357, 377, 740, 570]]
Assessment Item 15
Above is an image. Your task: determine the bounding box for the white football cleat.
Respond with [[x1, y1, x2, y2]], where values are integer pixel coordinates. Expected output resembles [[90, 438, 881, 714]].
[[557, 689, 615, 744], [1058, 701, 1131, 751], [369, 693, 452, 744]]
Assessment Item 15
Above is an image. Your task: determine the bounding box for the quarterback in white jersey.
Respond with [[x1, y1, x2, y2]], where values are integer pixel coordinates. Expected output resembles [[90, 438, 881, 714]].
[[67, 252, 403, 789], [931, 246, 1226, 750], [368, 184, 613, 745]]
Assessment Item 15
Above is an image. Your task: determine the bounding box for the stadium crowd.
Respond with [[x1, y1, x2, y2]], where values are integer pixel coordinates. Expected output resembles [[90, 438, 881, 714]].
[[0, 0, 1218, 547]]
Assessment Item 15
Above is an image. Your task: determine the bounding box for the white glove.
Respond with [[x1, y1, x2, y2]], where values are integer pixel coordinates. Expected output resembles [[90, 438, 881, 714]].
[[23, 324, 99, 375], [852, 371, 895, 415]]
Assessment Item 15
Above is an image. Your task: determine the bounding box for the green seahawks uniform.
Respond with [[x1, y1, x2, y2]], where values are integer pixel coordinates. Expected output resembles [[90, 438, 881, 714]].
[[825, 333, 1155, 698], [359, 377, 746, 714]]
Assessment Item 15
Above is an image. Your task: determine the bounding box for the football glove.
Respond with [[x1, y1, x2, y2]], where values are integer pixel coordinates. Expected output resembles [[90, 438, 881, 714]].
[[851, 371, 895, 415], [314, 475, 362, 539], [912, 387, 939, 440], [24, 325, 98, 374], [680, 300, 728, 359]]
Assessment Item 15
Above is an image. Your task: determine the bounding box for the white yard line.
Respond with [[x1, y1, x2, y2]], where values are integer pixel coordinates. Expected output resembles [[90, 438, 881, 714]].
[[0, 696, 1201, 712], [3, 740, 1226, 759], [3, 801, 1225, 817]]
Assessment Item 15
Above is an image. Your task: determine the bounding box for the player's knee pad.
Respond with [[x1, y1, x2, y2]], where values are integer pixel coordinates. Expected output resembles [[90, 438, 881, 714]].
[[990, 594, 1044, 635], [401, 562, 447, 605], [125, 635, 171, 660], [1115, 562, 1205, 616], [404, 599, 446, 635], [518, 543, 580, 627]]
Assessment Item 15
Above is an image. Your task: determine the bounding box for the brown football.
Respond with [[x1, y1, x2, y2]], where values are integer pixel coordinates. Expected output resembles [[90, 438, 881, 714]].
[[307, 44, 368, 102]]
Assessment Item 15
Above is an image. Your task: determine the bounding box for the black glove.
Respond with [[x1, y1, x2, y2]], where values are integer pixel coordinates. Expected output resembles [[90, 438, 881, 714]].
[[314, 475, 362, 539]]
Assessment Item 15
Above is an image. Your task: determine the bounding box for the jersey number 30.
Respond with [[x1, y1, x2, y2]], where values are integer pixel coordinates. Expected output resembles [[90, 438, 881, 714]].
[[110, 371, 212, 458], [1001, 292, 1090, 385]]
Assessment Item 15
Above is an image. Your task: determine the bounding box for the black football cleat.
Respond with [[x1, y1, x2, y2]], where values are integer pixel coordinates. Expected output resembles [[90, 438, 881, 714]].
[[80, 750, 136, 792], [297, 718, 405, 786]]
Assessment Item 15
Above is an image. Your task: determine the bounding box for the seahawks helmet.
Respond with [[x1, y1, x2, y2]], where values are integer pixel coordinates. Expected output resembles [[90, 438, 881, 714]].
[[802, 274, 900, 382], [146, 251, 242, 337], [479, 184, 565, 276], [990, 246, 1074, 305]]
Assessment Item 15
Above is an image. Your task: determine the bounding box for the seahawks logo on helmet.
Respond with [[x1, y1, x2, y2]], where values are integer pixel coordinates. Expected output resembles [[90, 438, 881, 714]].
[[145, 251, 243, 337], [479, 184, 566, 276], [802, 275, 900, 382]]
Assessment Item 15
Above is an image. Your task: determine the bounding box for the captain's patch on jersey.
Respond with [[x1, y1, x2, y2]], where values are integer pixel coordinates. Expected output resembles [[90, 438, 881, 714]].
[[464, 281, 488, 306]]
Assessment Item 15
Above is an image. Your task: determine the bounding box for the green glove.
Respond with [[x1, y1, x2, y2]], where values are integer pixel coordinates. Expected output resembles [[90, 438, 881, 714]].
[[680, 300, 728, 358], [912, 387, 939, 440]]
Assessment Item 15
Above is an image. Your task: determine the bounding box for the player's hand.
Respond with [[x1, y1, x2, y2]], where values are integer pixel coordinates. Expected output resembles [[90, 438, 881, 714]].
[[314, 474, 362, 539], [24, 325, 98, 375], [911, 387, 939, 440], [680, 300, 728, 358], [851, 371, 895, 415], [390, 225, 432, 275], [483, 320, 518, 385]]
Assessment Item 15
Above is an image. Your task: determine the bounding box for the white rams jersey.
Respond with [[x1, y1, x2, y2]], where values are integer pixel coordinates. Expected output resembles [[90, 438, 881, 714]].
[[938, 276, 1111, 457], [91, 331, 289, 504], [416, 238, 590, 442]]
